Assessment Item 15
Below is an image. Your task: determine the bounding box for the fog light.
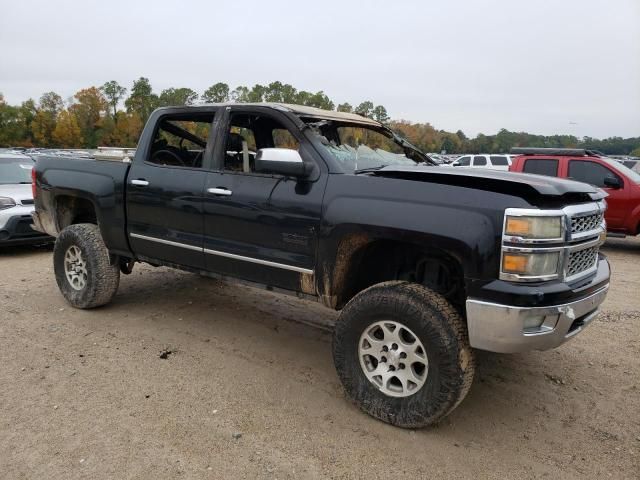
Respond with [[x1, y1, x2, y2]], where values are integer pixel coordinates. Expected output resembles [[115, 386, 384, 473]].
[[502, 251, 560, 277], [503, 253, 528, 273], [523, 315, 545, 330]]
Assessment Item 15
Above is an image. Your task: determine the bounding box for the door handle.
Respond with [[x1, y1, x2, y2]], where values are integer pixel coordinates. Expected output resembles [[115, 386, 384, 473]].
[[131, 179, 149, 186], [207, 187, 232, 196]]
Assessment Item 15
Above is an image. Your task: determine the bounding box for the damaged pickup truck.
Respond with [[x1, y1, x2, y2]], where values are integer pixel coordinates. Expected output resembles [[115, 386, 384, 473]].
[[32, 103, 610, 427]]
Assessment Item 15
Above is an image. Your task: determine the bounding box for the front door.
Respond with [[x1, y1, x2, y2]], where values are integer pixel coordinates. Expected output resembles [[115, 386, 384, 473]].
[[202, 107, 326, 292], [567, 160, 627, 229], [126, 110, 218, 268]]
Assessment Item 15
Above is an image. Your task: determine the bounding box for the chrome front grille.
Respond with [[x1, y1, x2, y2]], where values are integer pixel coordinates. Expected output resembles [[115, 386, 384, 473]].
[[567, 246, 598, 278], [571, 212, 604, 235]]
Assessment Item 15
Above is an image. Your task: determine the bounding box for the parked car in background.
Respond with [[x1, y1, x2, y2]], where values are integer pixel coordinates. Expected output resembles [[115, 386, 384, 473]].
[[619, 158, 640, 173], [450, 154, 512, 170], [510, 148, 640, 237], [0, 153, 52, 246]]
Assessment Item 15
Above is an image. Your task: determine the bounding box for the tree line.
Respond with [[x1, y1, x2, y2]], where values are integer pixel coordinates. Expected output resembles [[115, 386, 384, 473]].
[[1, 78, 638, 156]]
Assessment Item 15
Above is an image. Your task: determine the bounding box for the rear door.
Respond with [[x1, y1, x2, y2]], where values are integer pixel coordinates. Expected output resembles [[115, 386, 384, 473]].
[[489, 155, 510, 171], [521, 158, 560, 177], [126, 110, 219, 268], [202, 106, 326, 292], [472, 155, 488, 168]]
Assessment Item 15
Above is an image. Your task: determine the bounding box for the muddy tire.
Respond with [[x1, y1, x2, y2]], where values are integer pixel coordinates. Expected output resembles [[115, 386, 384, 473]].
[[53, 223, 120, 309], [332, 281, 475, 428]]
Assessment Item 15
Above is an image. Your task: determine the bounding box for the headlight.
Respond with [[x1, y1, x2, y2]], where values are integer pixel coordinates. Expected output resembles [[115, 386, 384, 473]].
[[0, 197, 16, 210], [504, 215, 563, 239], [502, 251, 561, 278]]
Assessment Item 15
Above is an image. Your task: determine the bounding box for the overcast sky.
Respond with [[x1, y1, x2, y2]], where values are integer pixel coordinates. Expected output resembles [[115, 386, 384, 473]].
[[1, 0, 638, 138]]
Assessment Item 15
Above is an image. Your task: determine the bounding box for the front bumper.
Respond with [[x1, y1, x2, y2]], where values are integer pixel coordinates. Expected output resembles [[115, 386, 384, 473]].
[[466, 275, 609, 353], [0, 207, 52, 246]]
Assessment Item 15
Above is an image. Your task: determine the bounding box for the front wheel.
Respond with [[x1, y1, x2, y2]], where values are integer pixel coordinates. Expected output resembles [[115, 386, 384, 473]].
[[332, 281, 475, 428], [53, 223, 120, 309]]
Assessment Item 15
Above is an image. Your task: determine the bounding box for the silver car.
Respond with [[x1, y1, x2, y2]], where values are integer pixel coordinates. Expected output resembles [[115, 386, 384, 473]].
[[0, 153, 51, 246]]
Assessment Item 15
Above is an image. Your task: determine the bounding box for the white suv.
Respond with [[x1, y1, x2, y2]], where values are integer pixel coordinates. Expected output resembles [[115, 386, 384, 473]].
[[451, 154, 512, 171], [0, 153, 51, 246]]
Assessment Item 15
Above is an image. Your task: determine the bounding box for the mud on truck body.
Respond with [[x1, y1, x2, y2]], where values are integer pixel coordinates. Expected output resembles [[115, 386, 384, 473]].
[[32, 103, 610, 427]]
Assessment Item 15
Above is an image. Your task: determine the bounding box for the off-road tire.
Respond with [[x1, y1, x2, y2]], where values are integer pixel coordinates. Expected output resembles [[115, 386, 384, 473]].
[[53, 223, 120, 309], [332, 281, 475, 428]]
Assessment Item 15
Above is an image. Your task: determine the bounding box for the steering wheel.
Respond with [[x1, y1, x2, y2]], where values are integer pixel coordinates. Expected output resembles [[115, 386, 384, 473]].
[[191, 150, 204, 168], [151, 149, 186, 167]]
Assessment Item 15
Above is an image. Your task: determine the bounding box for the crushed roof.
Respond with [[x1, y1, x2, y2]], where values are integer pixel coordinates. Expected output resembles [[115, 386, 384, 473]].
[[176, 102, 382, 126]]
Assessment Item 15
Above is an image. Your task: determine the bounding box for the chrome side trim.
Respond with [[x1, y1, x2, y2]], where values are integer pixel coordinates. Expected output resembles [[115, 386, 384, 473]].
[[130, 232, 202, 251], [203, 247, 314, 274], [129, 232, 314, 275]]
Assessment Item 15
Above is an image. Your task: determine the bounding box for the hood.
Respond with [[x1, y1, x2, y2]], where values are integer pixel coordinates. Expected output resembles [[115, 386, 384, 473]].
[[0, 183, 34, 204], [367, 165, 606, 203]]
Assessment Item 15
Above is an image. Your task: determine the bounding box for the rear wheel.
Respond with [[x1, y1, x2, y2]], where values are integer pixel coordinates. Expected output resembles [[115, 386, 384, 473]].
[[332, 281, 475, 428], [53, 223, 120, 309]]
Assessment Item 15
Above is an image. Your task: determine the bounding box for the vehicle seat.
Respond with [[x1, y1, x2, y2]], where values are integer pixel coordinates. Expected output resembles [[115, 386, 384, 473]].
[[225, 133, 246, 172]]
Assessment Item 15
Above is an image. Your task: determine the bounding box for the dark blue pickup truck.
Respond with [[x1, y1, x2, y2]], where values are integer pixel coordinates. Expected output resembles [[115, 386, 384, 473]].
[[32, 103, 610, 427]]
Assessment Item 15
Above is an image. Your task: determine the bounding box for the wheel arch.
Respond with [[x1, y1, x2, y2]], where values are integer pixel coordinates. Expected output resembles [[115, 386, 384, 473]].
[[318, 229, 474, 310], [54, 194, 99, 231]]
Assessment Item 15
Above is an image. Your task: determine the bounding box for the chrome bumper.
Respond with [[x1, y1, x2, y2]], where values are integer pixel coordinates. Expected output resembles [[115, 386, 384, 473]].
[[465, 284, 609, 353]]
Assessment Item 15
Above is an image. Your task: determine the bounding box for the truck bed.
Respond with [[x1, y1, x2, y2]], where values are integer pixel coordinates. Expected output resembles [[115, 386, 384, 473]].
[[32, 155, 132, 256]]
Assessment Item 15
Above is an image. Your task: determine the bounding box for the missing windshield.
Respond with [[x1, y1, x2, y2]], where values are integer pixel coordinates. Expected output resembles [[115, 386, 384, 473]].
[[303, 119, 433, 173]]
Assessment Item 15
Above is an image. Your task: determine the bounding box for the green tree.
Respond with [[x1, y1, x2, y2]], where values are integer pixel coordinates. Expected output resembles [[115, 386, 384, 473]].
[[158, 87, 198, 107], [247, 84, 266, 102], [439, 132, 461, 154], [39, 92, 64, 116], [202, 82, 230, 103], [263, 82, 298, 103], [372, 105, 389, 123], [0, 95, 21, 146], [337, 102, 353, 113], [0, 95, 39, 147], [31, 92, 64, 146], [69, 87, 108, 148], [125, 77, 158, 123], [17, 99, 37, 146], [231, 85, 250, 102], [100, 81, 127, 120], [301, 91, 334, 110], [355, 101, 374, 117]]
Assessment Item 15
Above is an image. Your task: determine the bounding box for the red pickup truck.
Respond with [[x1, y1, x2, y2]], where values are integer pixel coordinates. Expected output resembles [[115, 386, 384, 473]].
[[510, 148, 640, 236]]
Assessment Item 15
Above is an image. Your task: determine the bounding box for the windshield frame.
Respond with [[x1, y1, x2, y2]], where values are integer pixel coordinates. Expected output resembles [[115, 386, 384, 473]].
[[601, 157, 640, 184]]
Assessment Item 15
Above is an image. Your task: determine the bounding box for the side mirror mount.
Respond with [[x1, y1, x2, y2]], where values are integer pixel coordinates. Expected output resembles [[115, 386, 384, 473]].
[[255, 148, 309, 177], [603, 176, 622, 189]]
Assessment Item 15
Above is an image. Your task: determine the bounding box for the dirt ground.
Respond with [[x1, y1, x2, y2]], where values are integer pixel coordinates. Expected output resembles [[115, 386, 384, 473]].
[[0, 238, 638, 480]]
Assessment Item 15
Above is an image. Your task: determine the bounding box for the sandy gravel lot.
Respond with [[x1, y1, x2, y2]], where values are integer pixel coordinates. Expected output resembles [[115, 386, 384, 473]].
[[1, 238, 639, 479]]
